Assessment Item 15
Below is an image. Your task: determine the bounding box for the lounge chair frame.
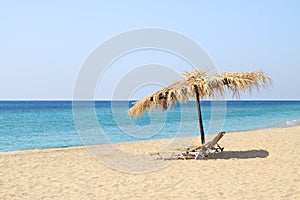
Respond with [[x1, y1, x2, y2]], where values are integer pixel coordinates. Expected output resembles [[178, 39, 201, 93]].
[[146, 131, 226, 160]]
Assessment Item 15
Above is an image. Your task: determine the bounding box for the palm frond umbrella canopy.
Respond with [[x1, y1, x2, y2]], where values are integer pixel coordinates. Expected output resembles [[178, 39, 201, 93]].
[[128, 70, 271, 145]]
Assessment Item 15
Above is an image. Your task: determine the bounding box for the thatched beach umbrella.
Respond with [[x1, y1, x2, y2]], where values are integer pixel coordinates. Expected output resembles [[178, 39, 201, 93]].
[[128, 70, 271, 144]]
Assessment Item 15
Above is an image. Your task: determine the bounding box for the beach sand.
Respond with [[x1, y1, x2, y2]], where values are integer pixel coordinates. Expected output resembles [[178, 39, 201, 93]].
[[1, 126, 300, 199]]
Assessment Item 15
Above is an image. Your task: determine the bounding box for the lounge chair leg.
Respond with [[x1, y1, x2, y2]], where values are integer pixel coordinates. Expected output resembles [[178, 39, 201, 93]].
[[157, 153, 164, 160], [146, 152, 157, 160], [194, 151, 204, 160], [180, 152, 186, 160], [216, 144, 224, 152], [169, 152, 175, 160], [194, 153, 200, 160], [148, 152, 163, 160]]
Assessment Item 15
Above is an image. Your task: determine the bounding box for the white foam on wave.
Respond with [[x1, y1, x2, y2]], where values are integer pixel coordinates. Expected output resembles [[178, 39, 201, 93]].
[[273, 119, 300, 128], [285, 119, 300, 126]]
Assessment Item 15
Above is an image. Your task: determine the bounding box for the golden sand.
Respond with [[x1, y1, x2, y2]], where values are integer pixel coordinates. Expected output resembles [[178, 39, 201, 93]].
[[1, 126, 300, 199]]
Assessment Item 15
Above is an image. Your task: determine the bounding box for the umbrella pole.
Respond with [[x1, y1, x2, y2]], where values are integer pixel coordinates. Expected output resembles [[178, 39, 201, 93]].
[[194, 85, 205, 144]]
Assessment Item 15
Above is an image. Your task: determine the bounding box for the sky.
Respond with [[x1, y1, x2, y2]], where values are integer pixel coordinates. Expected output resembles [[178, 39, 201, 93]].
[[0, 0, 299, 100]]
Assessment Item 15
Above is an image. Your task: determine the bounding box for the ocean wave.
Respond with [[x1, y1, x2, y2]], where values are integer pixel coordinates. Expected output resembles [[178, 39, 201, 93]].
[[273, 119, 300, 128], [285, 119, 300, 126]]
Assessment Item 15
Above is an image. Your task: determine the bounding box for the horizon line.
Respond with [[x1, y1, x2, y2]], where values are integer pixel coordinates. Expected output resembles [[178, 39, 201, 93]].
[[0, 99, 299, 101]]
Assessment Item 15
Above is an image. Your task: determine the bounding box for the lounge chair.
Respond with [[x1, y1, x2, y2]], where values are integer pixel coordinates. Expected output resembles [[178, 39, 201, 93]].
[[146, 131, 225, 160], [146, 146, 199, 160], [190, 131, 225, 159], [146, 149, 187, 160]]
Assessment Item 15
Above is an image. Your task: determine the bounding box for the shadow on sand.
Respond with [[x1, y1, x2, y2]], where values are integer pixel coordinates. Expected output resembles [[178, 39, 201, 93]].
[[207, 149, 269, 160]]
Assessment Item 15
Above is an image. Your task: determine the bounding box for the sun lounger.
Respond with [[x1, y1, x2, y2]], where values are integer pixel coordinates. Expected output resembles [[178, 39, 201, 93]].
[[174, 131, 225, 159], [146, 145, 203, 160], [191, 131, 226, 159], [146, 149, 187, 160], [146, 131, 225, 160]]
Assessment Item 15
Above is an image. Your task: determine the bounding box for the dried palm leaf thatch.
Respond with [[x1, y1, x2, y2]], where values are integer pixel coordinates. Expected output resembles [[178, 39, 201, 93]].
[[220, 71, 272, 98], [128, 70, 271, 117]]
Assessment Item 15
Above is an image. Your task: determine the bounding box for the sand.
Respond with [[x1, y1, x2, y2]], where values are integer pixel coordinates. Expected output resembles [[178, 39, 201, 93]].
[[0, 126, 300, 200]]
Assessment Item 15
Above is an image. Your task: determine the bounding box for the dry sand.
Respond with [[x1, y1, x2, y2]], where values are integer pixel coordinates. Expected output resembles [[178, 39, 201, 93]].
[[0, 126, 300, 199]]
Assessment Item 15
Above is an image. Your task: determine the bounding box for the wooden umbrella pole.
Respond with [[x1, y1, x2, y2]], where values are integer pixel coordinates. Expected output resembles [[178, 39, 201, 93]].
[[194, 85, 205, 144]]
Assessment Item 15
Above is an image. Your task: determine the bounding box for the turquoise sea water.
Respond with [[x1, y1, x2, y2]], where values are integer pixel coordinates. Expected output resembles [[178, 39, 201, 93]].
[[0, 101, 300, 152]]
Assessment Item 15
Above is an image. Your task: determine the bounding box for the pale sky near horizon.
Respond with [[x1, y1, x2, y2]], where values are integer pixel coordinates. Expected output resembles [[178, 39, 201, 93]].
[[1, 0, 299, 100]]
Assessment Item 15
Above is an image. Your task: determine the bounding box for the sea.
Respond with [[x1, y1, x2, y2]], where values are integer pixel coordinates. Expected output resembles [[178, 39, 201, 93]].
[[0, 100, 300, 152]]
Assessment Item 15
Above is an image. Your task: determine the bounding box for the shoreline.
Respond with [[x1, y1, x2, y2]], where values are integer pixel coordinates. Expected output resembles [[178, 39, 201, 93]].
[[1, 123, 299, 155]]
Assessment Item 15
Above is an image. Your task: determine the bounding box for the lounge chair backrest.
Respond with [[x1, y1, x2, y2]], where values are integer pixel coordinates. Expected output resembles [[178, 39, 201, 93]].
[[205, 131, 225, 148]]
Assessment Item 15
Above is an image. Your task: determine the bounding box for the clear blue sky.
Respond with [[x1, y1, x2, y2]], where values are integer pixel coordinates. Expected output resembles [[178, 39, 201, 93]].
[[1, 0, 299, 100]]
